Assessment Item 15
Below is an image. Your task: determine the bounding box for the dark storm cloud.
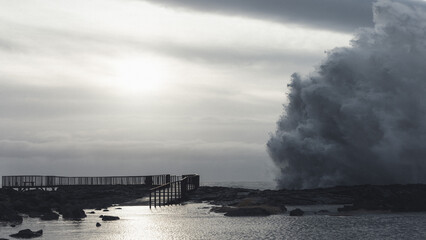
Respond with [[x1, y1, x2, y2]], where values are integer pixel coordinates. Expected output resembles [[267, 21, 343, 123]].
[[268, 0, 426, 189], [142, 0, 374, 32]]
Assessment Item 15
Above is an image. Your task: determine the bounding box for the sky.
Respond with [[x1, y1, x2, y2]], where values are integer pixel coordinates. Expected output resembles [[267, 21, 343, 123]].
[[0, 0, 374, 184]]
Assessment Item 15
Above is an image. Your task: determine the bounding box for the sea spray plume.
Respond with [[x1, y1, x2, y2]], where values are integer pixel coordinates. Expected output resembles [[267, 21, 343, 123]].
[[267, 0, 426, 189]]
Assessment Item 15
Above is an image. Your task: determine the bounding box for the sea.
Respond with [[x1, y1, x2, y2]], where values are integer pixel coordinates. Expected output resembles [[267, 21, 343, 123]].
[[1, 182, 426, 240]]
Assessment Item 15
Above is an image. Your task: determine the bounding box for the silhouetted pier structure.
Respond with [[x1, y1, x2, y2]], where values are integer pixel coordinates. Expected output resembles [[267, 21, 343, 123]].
[[1, 174, 200, 207], [149, 174, 200, 208], [1, 175, 171, 190]]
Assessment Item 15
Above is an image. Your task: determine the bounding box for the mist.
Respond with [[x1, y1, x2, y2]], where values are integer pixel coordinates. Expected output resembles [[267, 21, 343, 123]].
[[268, 0, 426, 189]]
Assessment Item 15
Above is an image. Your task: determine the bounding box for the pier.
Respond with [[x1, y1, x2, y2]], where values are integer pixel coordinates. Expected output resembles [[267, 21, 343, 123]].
[[149, 174, 200, 208], [1, 174, 200, 207]]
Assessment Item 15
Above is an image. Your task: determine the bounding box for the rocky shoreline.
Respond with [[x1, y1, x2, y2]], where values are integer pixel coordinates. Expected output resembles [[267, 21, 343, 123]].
[[0, 185, 150, 225], [188, 184, 426, 216], [1, 184, 426, 232]]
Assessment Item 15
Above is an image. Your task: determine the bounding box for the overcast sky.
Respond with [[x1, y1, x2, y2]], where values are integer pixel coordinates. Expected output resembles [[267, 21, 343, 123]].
[[0, 0, 373, 184]]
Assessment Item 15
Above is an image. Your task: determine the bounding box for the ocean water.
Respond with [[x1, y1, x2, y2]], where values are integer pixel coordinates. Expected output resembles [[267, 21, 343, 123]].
[[1, 203, 426, 240]]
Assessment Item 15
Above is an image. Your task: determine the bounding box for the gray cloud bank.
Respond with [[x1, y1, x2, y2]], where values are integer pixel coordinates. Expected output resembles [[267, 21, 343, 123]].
[[143, 0, 374, 32], [268, 0, 426, 189], [0, 138, 269, 182], [0, 0, 350, 185]]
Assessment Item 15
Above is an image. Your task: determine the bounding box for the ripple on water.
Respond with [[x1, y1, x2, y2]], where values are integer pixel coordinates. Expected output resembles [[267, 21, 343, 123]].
[[1, 204, 426, 240]]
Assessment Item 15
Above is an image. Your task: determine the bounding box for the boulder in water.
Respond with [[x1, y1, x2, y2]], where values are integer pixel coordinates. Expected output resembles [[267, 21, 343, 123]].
[[61, 206, 87, 220], [224, 207, 270, 217], [101, 215, 120, 221], [289, 208, 304, 216], [9, 229, 43, 238]]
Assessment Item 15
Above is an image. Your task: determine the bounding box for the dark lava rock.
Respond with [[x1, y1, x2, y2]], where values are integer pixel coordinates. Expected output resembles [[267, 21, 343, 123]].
[[0, 204, 23, 224], [96, 222, 101, 227], [115, 208, 122, 210], [224, 207, 270, 217], [338, 205, 357, 212], [9, 229, 43, 239], [102, 209, 109, 212], [61, 207, 87, 220], [87, 211, 95, 214], [28, 212, 43, 218], [40, 211, 59, 221], [210, 206, 230, 213], [0, 238, 9, 240], [289, 208, 304, 216], [316, 210, 330, 215], [101, 215, 120, 221], [10, 224, 16, 227]]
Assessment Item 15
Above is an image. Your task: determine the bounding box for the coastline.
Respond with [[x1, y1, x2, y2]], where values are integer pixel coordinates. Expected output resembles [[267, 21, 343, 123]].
[[187, 184, 426, 217], [2, 184, 426, 238], [2, 202, 426, 240]]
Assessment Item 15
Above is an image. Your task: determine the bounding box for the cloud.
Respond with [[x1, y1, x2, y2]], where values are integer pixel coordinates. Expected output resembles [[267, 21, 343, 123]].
[[0, 0, 351, 184], [0, 12, 334, 71], [0, 82, 116, 119], [268, 0, 426, 189], [141, 0, 374, 32], [0, 139, 271, 182]]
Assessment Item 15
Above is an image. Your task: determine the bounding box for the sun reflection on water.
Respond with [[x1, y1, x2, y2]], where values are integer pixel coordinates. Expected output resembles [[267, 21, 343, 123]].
[[2, 203, 426, 240]]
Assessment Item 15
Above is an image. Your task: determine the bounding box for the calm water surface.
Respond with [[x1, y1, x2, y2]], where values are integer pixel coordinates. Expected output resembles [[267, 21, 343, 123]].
[[1, 203, 426, 240]]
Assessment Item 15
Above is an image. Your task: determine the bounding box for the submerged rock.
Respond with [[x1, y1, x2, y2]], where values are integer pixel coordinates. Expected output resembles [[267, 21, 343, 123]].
[[9, 229, 43, 239], [212, 206, 272, 216], [101, 215, 120, 221], [316, 209, 330, 215], [224, 207, 270, 217], [338, 205, 356, 212], [289, 208, 304, 216], [96, 222, 101, 227]]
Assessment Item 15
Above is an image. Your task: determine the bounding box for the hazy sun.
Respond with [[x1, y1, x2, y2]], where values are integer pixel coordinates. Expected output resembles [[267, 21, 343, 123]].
[[112, 57, 166, 95]]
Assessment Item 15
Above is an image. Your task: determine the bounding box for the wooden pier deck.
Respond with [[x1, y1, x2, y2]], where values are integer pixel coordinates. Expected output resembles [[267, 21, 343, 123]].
[[3, 174, 174, 190]]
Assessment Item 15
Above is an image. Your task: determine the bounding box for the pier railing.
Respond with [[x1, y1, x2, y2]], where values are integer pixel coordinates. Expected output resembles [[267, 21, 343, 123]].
[[149, 174, 200, 208], [1, 174, 172, 190]]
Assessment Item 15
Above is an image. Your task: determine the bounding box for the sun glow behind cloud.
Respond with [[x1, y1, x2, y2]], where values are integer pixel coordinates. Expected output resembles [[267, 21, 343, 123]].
[[109, 57, 168, 95], [0, 0, 352, 98], [0, 0, 355, 182]]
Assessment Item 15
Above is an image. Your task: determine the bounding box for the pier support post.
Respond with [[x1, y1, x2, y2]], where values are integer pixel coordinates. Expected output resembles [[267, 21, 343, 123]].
[[146, 176, 153, 187]]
